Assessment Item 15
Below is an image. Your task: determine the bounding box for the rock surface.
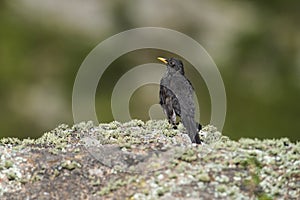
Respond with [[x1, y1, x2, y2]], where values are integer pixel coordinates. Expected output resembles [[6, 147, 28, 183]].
[[0, 120, 299, 199]]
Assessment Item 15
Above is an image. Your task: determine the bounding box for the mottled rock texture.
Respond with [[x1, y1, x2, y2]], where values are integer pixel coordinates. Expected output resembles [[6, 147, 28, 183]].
[[0, 120, 299, 199]]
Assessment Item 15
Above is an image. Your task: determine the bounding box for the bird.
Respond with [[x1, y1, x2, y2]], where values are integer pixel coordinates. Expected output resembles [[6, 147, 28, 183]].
[[157, 57, 202, 144]]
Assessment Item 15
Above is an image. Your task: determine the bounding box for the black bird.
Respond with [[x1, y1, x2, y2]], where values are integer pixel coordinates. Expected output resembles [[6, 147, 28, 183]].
[[158, 57, 202, 144]]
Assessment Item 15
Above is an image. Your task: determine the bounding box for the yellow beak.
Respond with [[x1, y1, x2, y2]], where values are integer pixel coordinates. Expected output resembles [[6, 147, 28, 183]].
[[157, 57, 168, 64]]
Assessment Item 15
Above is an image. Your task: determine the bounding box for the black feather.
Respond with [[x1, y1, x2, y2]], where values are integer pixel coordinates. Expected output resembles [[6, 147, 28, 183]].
[[159, 57, 202, 144]]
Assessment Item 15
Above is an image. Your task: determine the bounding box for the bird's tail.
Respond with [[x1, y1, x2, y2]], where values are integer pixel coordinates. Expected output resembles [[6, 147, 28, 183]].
[[181, 114, 202, 144]]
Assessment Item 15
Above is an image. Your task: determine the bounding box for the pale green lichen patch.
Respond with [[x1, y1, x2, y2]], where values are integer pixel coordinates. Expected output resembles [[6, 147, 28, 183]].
[[199, 125, 223, 144], [178, 149, 197, 162], [0, 137, 22, 145], [97, 176, 136, 196], [0, 120, 299, 199], [197, 173, 211, 182], [61, 160, 82, 170]]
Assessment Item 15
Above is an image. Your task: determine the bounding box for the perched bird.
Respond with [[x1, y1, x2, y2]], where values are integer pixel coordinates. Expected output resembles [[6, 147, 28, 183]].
[[158, 57, 202, 144]]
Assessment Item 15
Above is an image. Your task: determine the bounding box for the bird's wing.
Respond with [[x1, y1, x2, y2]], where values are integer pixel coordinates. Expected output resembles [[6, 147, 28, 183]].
[[160, 76, 181, 115], [159, 77, 178, 125], [168, 72, 195, 117]]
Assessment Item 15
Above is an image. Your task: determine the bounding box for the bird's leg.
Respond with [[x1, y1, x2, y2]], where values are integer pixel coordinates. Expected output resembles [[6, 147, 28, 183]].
[[196, 122, 202, 131], [194, 134, 203, 144], [167, 119, 177, 129], [170, 110, 177, 129]]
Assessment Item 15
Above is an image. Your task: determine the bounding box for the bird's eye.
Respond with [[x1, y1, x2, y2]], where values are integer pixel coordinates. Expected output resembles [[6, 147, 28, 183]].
[[170, 61, 175, 66]]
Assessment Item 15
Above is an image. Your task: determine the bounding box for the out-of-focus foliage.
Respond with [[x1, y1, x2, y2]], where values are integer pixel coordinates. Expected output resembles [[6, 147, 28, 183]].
[[0, 0, 299, 141]]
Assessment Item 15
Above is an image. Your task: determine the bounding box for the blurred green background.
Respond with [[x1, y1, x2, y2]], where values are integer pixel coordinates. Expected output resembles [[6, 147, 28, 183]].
[[1, 0, 299, 141]]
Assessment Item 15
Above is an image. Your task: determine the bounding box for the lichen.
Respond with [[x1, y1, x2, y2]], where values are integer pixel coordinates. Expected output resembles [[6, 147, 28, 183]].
[[0, 120, 299, 199], [61, 160, 81, 170], [97, 176, 136, 196], [178, 149, 197, 162], [197, 173, 210, 182]]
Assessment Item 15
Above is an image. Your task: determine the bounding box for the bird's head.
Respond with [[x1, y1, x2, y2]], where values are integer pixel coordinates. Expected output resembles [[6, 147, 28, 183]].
[[157, 57, 185, 75]]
